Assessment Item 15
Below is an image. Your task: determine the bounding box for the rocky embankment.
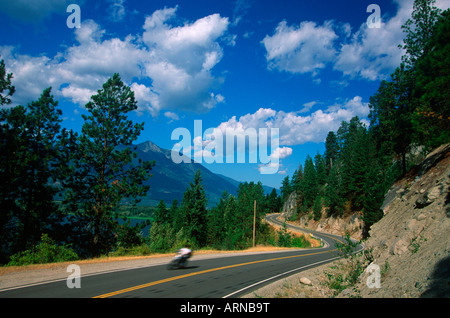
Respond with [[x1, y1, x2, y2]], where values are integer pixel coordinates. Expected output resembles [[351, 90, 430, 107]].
[[349, 143, 450, 297], [246, 143, 449, 298], [281, 192, 364, 240]]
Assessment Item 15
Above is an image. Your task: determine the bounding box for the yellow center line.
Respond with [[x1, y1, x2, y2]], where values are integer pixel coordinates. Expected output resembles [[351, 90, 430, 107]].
[[92, 249, 337, 298], [94, 216, 350, 299]]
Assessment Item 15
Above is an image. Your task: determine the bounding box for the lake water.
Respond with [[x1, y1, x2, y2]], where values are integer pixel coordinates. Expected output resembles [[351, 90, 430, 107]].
[[118, 218, 152, 238]]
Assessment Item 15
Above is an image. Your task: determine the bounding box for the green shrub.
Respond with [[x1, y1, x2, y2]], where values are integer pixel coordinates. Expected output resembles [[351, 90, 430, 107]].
[[109, 244, 152, 257], [8, 234, 78, 266], [313, 197, 322, 221], [291, 235, 311, 248], [276, 222, 292, 247], [148, 223, 174, 253]]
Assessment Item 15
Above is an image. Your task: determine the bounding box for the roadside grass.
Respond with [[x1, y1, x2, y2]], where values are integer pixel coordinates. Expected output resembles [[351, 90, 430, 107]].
[[0, 244, 309, 274], [2, 216, 321, 270], [322, 233, 375, 297]]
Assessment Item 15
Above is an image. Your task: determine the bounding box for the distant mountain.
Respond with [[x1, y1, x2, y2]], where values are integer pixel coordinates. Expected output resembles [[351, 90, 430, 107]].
[[127, 140, 276, 207]]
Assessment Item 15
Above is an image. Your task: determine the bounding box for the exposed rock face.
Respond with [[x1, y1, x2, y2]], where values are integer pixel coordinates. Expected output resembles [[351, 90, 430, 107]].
[[281, 193, 364, 240], [248, 144, 450, 299], [347, 143, 450, 298], [282, 192, 298, 219]]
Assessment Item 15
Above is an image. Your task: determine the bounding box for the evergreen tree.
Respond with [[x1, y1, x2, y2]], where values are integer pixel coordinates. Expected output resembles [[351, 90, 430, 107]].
[[413, 9, 450, 147], [342, 118, 370, 209], [64, 74, 154, 256], [369, 65, 414, 175], [223, 194, 239, 249], [206, 191, 229, 247], [1, 88, 64, 256], [292, 164, 303, 193], [280, 175, 292, 203], [180, 170, 208, 247], [314, 152, 327, 187], [324, 131, 339, 170], [361, 137, 388, 236], [384, 0, 443, 164], [312, 196, 322, 221], [1, 59, 19, 261], [275, 0, 448, 237], [302, 155, 317, 209], [401, 0, 442, 68], [17, 88, 64, 249], [267, 188, 281, 213], [167, 199, 178, 225], [154, 200, 168, 224], [277, 222, 292, 247], [224, 181, 266, 248], [0, 58, 15, 105], [325, 164, 344, 216]]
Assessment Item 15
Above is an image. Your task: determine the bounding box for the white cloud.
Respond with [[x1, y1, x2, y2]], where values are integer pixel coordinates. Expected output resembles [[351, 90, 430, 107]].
[[139, 7, 230, 114], [1, 19, 146, 106], [74, 19, 106, 44], [164, 111, 179, 122], [257, 146, 290, 175], [299, 101, 318, 113], [191, 96, 369, 174], [335, 0, 450, 80], [1, 8, 231, 115], [107, 0, 127, 22], [0, 46, 54, 105], [270, 146, 293, 160], [130, 82, 161, 116], [333, 1, 409, 80], [262, 0, 450, 81], [262, 20, 337, 76], [60, 86, 95, 105], [258, 161, 284, 175], [215, 96, 369, 147]]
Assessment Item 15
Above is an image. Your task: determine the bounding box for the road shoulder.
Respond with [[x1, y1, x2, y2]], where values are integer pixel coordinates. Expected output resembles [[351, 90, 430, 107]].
[[241, 257, 344, 298], [0, 246, 308, 292]]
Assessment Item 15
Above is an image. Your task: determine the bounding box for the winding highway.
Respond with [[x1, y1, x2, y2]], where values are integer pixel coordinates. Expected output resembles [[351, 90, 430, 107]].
[[0, 213, 362, 299]]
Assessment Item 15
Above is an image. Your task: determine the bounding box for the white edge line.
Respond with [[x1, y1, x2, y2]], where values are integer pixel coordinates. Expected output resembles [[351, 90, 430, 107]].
[[222, 257, 341, 298], [223, 244, 365, 298], [0, 262, 168, 293], [1, 217, 363, 294], [0, 249, 320, 293]]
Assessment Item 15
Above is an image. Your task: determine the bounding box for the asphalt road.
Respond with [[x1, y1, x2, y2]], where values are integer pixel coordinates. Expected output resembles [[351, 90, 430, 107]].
[[0, 214, 362, 298]]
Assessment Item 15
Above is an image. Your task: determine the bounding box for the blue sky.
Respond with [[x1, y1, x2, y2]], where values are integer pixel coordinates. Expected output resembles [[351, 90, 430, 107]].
[[1, 0, 449, 189]]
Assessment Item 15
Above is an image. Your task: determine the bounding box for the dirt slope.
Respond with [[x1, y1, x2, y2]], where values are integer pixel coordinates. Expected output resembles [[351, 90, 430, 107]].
[[245, 143, 450, 298], [347, 143, 450, 297]]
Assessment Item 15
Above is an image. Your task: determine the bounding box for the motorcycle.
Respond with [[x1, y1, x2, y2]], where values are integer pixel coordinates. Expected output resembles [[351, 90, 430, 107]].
[[167, 249, 192, 270]]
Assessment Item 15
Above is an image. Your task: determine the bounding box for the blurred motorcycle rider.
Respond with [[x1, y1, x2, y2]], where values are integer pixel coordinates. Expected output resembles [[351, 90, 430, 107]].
[[178, 247, 192, 262]]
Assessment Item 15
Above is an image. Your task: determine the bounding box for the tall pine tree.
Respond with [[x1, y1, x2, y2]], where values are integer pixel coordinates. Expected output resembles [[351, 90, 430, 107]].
[[369, 65, 414, 175], [180, 170, 208, 247], [64, 74, 154, 256], [302, 155, 317, 209], [401, 0, 441, 68], [324, 131, 339, 171], [0, 87, 64, 255], [413, 9, 450, 147]]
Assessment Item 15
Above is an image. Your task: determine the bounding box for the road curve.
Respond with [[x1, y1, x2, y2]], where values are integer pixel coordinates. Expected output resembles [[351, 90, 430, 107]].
[[0, 214, 362, 299]]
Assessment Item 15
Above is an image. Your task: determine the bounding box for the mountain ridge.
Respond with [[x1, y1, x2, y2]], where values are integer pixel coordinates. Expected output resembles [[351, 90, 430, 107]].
[[129, 140, 276, 207]]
